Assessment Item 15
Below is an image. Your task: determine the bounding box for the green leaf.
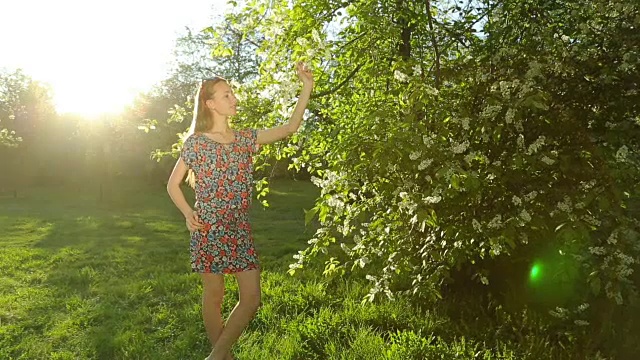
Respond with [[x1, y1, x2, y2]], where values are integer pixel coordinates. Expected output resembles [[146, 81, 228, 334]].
[[451, 174, 460, 190], [304, 206, 319, 226], [531, 100, 548, 110], [505, 236, 516, 249]]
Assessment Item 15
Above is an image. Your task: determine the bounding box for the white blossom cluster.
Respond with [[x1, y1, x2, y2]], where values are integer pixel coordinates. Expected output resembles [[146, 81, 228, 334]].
[[450, 116, 470, 130], [423, 134, 437, 146], [524, 191, 538, 201], [549, 304, 590, 326], [262, 66, 301, 118], [541, 155, 556, 165], [461, 117, 470, 130], [499, 80, 513, 98], [612, 251, 636, 271], [336, 220, 352, 237], [262, 28, 329, 118], [262, 11, 286, 40], [451, 140, 470, 154], [590, 246, 606, 255], [418, 159, 433, 171], [491, 243, 504, 256], [310, 170, 343, 193], [505, 108, 516, 124], [615, 145, 629, 162], [582, 214, 602, 227], [512, 195, 522, 206], [517, 134, 525, 149], [515, 118, 524, 132], [517, 81, 533, 98], [487, 214, 503, 229], [557, 196, 573, 213], [588, 228, 637, 305], [472, 219, 483, 232], [326, 194, 345, 211], [527, 136, 546, 155], [423, 195, 442, 204], [481, 104, 502, 119], [394, 70, 409, 83], [549, 306, 569, 319], [409, 150, 421, 161], [424, 85, 439, 96], [309, 176, 323, 188], [258, 83, 280, 100], [580, 180, 597, 191], [398, 191, 418, 214], [297, 29, 331, 60]]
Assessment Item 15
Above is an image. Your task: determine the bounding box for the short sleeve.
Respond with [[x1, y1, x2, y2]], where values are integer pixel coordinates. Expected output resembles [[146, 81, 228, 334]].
[[180, 135, 198, 167], [244, 129, 259, 154]]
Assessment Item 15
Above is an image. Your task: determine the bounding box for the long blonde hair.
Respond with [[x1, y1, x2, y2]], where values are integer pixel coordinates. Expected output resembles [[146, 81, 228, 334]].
[[185, 77, 228, 188]]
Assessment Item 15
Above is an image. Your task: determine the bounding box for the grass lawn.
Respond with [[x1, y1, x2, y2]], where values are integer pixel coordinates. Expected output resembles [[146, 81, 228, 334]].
[[0, 180, 592, 359]]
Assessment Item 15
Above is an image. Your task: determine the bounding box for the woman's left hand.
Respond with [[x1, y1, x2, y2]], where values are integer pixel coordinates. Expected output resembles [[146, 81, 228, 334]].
[[297, 62, 314, 87]]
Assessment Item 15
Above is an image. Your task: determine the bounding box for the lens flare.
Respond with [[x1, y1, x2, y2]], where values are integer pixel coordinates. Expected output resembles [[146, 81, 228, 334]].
[[530, 263, 542, 282]]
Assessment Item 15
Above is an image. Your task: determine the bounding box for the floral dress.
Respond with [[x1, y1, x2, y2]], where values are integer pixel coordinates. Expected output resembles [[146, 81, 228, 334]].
[[180, 130, 260, 274]]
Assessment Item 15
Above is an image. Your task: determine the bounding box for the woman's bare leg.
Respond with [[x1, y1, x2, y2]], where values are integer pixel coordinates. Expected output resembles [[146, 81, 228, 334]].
[[200, 273, 234, 360], [208, 269, 261, 360]]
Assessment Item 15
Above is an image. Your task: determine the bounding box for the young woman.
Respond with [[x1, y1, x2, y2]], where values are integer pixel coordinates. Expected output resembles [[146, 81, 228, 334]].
[[167, 62, 313, 360]]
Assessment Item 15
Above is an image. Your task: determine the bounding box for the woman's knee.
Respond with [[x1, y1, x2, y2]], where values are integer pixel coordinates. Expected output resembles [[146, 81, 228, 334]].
[[235, 269, 261, 312], [203, 289, 225, 307], [240, 293, 261, 313]]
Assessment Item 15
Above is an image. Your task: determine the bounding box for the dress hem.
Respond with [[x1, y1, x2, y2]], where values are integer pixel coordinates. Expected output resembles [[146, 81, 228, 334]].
[[192, 265, 260, 275]]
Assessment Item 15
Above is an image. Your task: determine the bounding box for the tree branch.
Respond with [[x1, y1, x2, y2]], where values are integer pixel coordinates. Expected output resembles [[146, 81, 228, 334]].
[[426, 0, 442, 89], [312, 63, 364, 99]]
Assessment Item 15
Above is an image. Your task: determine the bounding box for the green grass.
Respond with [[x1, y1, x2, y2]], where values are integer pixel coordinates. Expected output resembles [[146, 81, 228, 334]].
[[0, 180, 595, 359]]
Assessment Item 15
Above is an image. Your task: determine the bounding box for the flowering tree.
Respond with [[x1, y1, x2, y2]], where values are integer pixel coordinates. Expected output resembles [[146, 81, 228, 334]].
[[0, 69, 29, 147], [164, 0, 640, 345], [246, 0, 640, 308]]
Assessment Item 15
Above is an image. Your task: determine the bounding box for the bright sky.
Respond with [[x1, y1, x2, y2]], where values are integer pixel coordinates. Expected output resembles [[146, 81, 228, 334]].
[[0, 0, 228, 117]]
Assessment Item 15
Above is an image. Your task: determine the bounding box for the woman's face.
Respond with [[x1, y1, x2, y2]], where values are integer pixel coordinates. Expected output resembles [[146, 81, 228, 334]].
[[207, 81, 237, 117]]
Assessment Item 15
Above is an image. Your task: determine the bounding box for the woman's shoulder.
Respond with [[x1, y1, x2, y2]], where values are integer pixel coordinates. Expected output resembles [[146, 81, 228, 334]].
[[183, 133, 202, 146]]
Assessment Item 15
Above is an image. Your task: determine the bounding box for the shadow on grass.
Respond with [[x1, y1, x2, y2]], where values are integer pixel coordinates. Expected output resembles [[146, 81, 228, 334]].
[[4, 179, 625, 360], [0, 179, 326, 359]]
